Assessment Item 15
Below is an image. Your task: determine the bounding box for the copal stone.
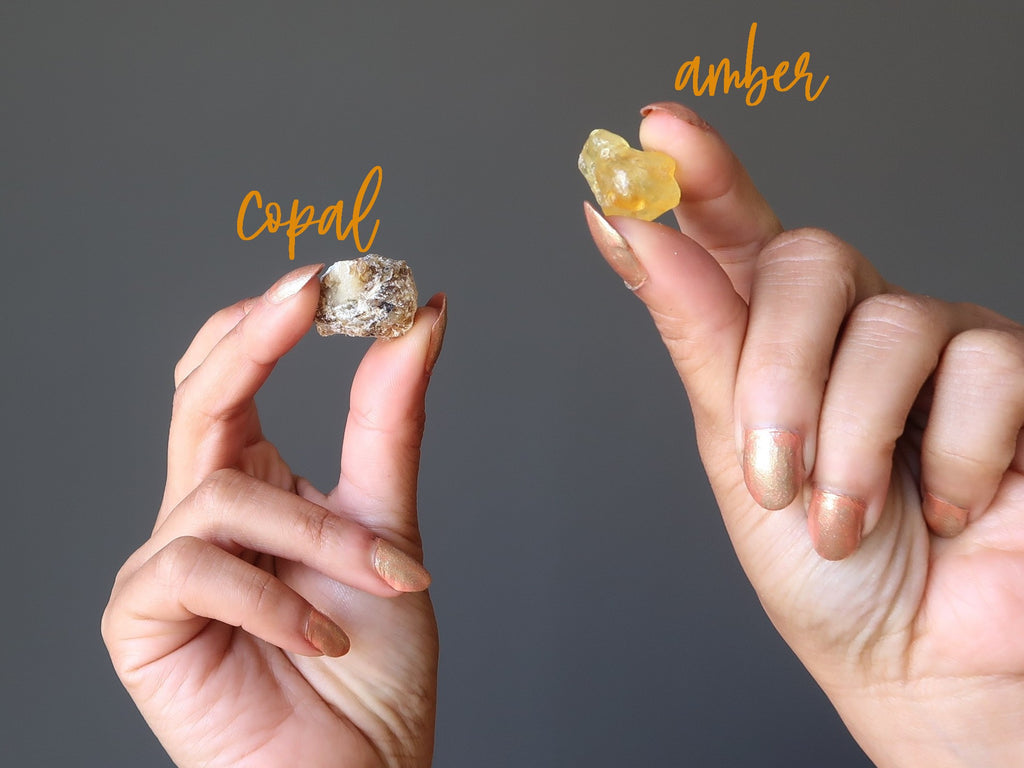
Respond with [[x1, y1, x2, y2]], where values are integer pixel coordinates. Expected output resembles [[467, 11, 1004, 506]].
[[577, 129, 681, 221], [315, 254, 418, 338]]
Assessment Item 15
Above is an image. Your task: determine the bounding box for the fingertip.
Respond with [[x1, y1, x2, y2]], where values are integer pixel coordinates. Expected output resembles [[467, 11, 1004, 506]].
[[583, 200, 648, 290], [265, 263, 324, 305], [808, 488, 865, 561], [922, 492, 969, 538], [638, 102, 737, 201], [742, 428, 803, 511], [609, 215, 741, 318], [373, 538, 432, 593], [304, 609, 351, 657], [238, 265, 323, 365], [636, 102, 781, 296], [640, 101, 714, 131], [425, 293, 447, 374]]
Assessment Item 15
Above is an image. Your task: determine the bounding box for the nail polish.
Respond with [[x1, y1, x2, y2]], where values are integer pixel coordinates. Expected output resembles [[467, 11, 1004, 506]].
[[425, 293, 447, 375], [809, 488, 865, 561], [582, 201, 648, 290], [743, 428, 802, 510], [266, 263, 323, 304], [373, 538, 432, 592], [639, 101, 712, 131], [922, 492, 968, 538], [305, 609, 350, 657]]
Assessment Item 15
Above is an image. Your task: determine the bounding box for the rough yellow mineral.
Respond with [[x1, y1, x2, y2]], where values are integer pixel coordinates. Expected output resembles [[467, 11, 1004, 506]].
[[315, 254, 418, 338], [577, 129, 681, 221]]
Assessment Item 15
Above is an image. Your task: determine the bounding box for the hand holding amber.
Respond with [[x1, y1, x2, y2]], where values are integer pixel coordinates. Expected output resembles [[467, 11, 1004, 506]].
[[584, 101, 1024, 765]]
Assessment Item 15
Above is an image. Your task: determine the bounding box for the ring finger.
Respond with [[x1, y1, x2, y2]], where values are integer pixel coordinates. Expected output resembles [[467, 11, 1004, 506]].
[[808, 296, 987, 559]]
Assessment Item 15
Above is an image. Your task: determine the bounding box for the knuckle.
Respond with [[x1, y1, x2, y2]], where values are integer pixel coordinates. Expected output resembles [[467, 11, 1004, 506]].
[[338, 467, 392, 511], [242, 568, 278, 616], [946, 327, 1024, 377], [173, 355, 192, 389], [349, 399, 392, 436], [191, 468, 248, 511], [822, 415, 869, 444], [847, 294, 941, 345], [743, 340, 822, 384], [757, 228, 863, 307], [763, 227, 849, 256], [297, 504, 337, 555], [99, 595, 118, 646], [154, 536, 207, 592], [923, 442, 1003, 478], [653, 300, 744, 367], [170, 376, 191, 413], [348, 399, 426, 448], [853, 292, 934, 322]]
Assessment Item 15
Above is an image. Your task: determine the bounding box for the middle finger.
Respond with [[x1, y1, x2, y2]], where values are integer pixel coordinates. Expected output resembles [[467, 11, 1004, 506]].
[[736, 229, 886, 512], [148, 468, 432, 596]]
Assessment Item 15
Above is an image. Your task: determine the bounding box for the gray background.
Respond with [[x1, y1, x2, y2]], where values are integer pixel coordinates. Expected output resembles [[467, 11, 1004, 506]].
[[3, 0, 1021, 765]]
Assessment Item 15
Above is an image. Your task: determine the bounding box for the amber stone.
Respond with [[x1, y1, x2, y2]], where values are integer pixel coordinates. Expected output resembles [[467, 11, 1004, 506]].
[[578, 129, 681, 221], [315, 254, 418, 338]]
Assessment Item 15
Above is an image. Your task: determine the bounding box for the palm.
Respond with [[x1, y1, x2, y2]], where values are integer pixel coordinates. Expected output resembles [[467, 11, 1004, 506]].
[[912, 469, 1024, 678], [703, 424, 1024, 692], [142, 430, 438, 767]]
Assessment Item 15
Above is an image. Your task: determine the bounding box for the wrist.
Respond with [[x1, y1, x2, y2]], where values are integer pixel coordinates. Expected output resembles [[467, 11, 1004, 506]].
[[824, 676, 1024, 767]]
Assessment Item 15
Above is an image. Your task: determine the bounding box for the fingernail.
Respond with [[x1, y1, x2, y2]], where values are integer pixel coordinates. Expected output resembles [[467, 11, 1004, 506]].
[[425, 293, 447, 375], [922, 492, 968, 538], [305, 609, 350, 657], [373, 538, 432, 592], [639, 101, 712, 131], [808, 488, 866, 561], [266, 263, 324, 304], [743, 429, 803, 510], [582, 201, 648, 290]]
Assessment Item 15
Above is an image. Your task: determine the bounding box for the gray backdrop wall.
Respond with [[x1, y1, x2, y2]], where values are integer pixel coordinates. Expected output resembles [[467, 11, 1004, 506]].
[[3, 1, 1021, 765]]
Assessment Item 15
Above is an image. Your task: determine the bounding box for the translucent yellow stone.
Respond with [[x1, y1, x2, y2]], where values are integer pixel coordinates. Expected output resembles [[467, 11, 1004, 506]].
[[577, 129, 681, 221]]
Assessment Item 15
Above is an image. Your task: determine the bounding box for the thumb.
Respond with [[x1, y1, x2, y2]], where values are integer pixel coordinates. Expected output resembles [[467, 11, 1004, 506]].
[[584, 202, 747, 449]]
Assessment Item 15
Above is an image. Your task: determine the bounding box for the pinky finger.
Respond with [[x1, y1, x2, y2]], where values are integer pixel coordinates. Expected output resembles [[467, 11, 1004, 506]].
[[103, 537, 349, 676], [920, 327, 1024, 537]]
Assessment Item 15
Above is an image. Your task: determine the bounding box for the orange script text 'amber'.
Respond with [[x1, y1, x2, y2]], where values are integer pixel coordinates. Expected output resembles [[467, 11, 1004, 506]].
[[674, 23, 829, 106], [237, 166, 382, 259]]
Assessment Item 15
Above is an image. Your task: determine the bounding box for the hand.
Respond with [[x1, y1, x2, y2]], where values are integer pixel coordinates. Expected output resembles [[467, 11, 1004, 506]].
[[102, 264, 448, 768], [584, 102, 1024, 766]]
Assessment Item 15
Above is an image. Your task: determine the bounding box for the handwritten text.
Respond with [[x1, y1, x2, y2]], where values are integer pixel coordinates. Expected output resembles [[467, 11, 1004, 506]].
[[237, 166, 382, 259], [674, 23, 829, 106]]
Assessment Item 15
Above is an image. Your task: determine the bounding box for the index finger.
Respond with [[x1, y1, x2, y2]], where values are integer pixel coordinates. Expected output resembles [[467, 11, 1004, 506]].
[[163, 264, 322, 512], [638, 101, 783, 300]]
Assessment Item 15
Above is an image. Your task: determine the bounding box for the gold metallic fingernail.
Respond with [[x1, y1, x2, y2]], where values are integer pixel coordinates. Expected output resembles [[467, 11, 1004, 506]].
[[305, 609, 350, 657], [809, 488, 865, 561], [743, 428, 803, 510], [923, 492, 968, 538], [582, 200, 648, 290], [373, 538, 432, 592], [266, 263, 324, 304], [425, 293, 447, 375]]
